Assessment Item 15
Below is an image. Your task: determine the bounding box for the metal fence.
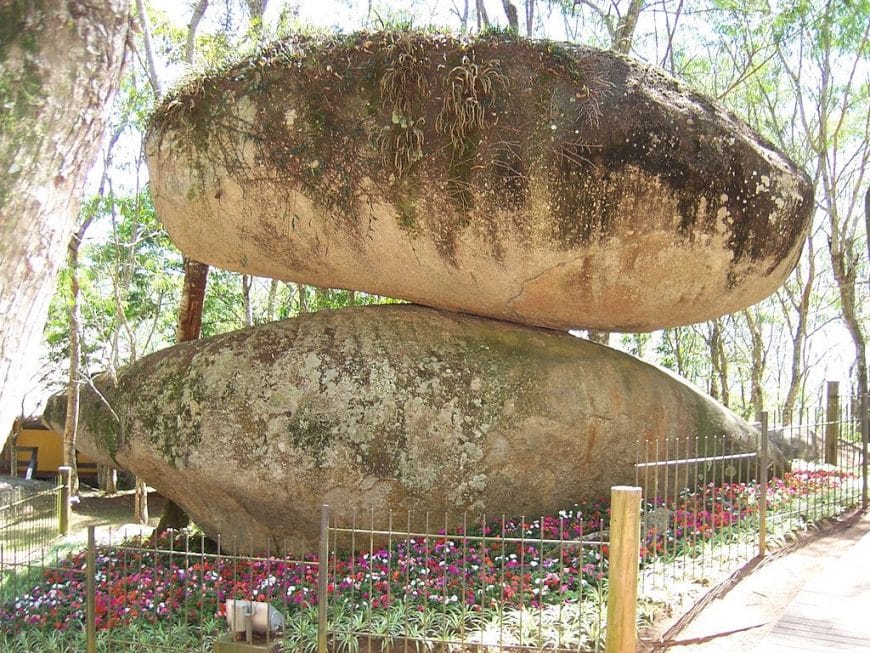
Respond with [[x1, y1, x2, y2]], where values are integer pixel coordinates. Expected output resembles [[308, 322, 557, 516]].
[[0, 479, 63, 560], [0, 393, 867, 652], [323, 508, 612, 653], [634, 393, 868, 607]]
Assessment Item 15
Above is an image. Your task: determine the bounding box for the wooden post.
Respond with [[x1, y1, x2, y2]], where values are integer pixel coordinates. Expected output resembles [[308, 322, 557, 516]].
[[825, 381, 839, 465], [758, 412, 768, 557], [317, 505, 329, 653], [605, 486, 641, 653], [86, 525, 96, 653], [10, 418, 20, 477], [862, 393, 868, 510], [58, 466, 72, 536]]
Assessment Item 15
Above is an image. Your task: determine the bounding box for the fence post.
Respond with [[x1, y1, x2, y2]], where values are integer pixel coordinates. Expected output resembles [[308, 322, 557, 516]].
[[58, 466, 71, 536], [86, 525, 96, 653], [759, 412, 768, 557], [605, 486, 641, 653], [825, 381, 839, 466], [317, 505, 329, 653], [862, 393, 868, 510]]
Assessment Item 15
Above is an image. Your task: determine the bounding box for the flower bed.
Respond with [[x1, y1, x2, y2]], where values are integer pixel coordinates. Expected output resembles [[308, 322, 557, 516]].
[[0, 468, 856, 649]]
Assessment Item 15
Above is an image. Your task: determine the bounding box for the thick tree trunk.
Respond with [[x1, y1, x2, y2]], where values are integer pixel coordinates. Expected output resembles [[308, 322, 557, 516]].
[[155, 257, 210, 534], [0, 0, 131, 449], [175, 258, 210, 341]]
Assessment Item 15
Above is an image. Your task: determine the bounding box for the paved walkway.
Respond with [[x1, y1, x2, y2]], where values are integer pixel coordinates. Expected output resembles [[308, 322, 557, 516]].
[[755, 519, 870, 652], [647, 510, 870, 653]]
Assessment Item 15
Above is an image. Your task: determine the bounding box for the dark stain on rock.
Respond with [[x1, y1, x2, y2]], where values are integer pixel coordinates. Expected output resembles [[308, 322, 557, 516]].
[[148, 32, 812, 275]]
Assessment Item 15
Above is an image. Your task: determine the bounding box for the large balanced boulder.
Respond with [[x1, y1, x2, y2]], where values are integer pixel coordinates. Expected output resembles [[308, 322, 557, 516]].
[[45, 305, 759, 552], [146, 31, 812, 332]]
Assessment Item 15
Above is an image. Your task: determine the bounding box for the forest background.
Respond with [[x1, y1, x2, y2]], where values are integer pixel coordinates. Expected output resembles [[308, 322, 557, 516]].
[[22, 0, 869, 438]]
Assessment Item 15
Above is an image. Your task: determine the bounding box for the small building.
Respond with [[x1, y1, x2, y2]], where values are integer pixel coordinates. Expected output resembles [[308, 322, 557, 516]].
[[1, 417, 97, 483]]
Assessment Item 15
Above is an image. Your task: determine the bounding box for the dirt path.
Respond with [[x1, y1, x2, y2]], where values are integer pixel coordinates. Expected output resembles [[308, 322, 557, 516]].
[[640, 509, 870, 652], [66, 486, 166, 543]]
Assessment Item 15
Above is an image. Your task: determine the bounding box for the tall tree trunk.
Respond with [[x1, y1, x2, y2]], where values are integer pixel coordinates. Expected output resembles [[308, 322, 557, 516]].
[[97, 464, 117, 494], [742, 309, 765, 420], [134, 478, 148, 524], [586, 330, 611, 345], [175, 259, 210, 342], [0, 0, 131, 448], [475, 0, 490, 29], [134, 0, 162, 96], [612, 0, 644, 54], [185, 0, 209, 64], [500, 0, 519, 31], [780, 237, 816, 425], [865, 187, 869, 284], [62, 217, 95, 495], [242, 274, 254, 327], [706, 319, 729, 406], [266, 278, 279, 321], [453, 0, 470, 32], [297, 283, 308, 313], [155, 258, 210, 534], [524, 0, 534, 37], [151, 0, 214, 534]]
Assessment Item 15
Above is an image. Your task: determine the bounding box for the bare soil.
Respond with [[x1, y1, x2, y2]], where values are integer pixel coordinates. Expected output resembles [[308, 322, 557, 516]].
[[66, 486, 166, 544]]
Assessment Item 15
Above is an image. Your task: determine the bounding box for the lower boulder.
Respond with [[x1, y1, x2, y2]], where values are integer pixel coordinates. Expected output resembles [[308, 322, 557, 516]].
[[45, 305, 758, 552]]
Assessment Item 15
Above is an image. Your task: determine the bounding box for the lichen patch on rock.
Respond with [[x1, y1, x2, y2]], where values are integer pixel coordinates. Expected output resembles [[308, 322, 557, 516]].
[[48, 305, 761, 552]]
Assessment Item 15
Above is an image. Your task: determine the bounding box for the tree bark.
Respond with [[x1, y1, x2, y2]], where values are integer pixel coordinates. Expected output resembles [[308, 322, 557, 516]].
[[586, 330, 610, 345], [242, 274, 254, 327], [97, 464, 117, 494], [524, 0, 534, 37], [134, 477, 148, 524], [266, 278, 279, 321], [155, 257, 210, 534], [780, 237, 815, 424], [865, 187, 869, 286], [742, 309, 765, 420], [297, 283, 308, 313], [0, 0, 131, 449], [62, 217, 95, 496], [475, 0, 490, 29], [612, 0, 644, 54], [134, 0, 161, 96], [185, 0, 209, 65], [500, 0, 519, 31], [175, 259, 210, 342]]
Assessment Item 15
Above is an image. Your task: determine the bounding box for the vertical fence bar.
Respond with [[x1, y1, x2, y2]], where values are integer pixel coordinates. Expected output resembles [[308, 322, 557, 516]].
[[605, 486, 641, 653], [825, 381, 840, 466], [86, 525, 96, 653], [318, 505, 329, 653], [58, 466, 71, 536], [759, 412, 768, 557], [863, 393, 868, 510]]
